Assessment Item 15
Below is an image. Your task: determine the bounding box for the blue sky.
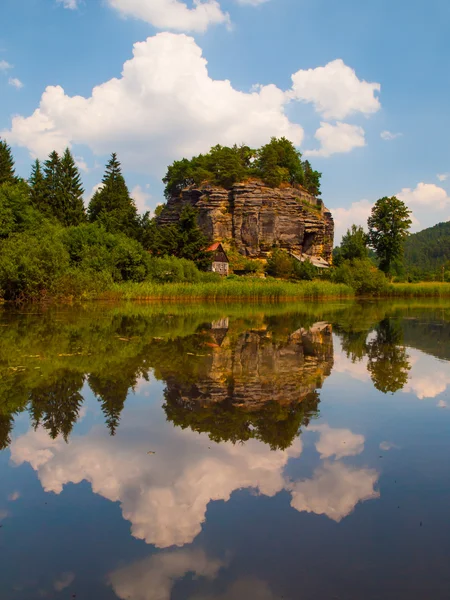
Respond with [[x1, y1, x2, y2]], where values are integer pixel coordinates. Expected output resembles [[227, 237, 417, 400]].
[[1, 0, 449, 240]]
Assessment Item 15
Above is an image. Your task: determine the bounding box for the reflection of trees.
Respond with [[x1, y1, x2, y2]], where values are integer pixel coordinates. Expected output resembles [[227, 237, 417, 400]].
[[28, 371, 85, 441], [366, 319, 411, 394], [164, 389, 320, 450], [0, 413, 14, 450]]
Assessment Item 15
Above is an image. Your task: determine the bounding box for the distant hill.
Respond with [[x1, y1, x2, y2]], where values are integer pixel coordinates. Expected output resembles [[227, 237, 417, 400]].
[[404, 221, 450, 273]]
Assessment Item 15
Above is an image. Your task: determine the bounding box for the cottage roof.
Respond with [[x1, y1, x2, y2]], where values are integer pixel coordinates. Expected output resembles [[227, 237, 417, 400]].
[[206, 242, 229, 264]]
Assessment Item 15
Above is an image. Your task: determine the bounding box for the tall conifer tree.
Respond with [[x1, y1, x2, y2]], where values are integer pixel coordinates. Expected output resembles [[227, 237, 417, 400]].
[[42, 151, 62, 220], [0, 138, 16, 185], [29, 159, 47, 212], [88, 153, 139, 237], [59, 148, 86, 225]]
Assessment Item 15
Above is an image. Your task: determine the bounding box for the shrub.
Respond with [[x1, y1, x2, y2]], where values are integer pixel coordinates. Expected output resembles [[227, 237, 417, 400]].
[[146, 255, 202, 283], [0, 226, 70, 301], [332, 259, 389, 295], [266, 249, 294, 279], [292, 257, 317, 281]]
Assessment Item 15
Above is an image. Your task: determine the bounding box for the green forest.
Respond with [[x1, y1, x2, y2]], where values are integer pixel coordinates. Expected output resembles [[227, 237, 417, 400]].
[[403, 222, 450, 278]]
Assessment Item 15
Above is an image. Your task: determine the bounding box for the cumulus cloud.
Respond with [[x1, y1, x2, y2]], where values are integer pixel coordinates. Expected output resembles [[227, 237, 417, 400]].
[[289, 59, 381, 120], [305, 122, 366, 158], [131, 185, 152, 214], [397, 182, 450, 210], [288, 462, 379, 522], [107, 0, 230, 32], [437, 173, 449, 182], [309, 424, 365, 460], [74, 156, 89, 173], [53, 572, 75, 592], [380, 130, 402, 141], [403, 349, 450, 400], [332, 198, 373, 243], [110, 549, 223, 600], [0, 60, 13, 72], [8, 77, 23, 89], [1, 33, 304, 170]]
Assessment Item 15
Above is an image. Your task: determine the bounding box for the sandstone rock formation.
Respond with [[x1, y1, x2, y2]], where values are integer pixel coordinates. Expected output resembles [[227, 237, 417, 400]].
[[159, 180, 334, 262]]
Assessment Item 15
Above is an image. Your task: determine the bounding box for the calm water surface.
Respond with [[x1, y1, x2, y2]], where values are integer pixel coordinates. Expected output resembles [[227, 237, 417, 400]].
[[1, 301, 450, 599]]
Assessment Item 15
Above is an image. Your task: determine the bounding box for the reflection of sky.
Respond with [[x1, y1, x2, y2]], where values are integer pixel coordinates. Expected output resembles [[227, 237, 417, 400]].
[[10, 382, 378, 549], [333, 336, 450, 403]]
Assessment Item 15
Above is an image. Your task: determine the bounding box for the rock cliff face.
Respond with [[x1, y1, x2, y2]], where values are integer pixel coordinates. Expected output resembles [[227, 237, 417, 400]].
[[159, 180, 334, 262]]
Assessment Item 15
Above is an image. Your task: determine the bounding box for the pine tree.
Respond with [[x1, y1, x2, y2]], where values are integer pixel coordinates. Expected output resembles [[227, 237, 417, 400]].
[[302, 160, 321, 197], [0, 138, 16, 185], [29, 159, 47, 211], [59, 148, 86, 225], [88, 153, 139, 237], [42, 150, 62, 220]]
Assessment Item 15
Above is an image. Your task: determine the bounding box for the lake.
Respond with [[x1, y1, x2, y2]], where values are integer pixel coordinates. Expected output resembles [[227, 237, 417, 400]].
[[1, 300, 450, 599]]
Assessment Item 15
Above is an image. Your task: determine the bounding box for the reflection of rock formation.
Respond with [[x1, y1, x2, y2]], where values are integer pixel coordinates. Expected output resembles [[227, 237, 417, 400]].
[[163, 322, 334, 449]]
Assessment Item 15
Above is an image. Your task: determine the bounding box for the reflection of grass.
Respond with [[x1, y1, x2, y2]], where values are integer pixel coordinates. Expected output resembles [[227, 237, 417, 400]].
[[386, 282, 450, 297], [102, 280, 354, 301]]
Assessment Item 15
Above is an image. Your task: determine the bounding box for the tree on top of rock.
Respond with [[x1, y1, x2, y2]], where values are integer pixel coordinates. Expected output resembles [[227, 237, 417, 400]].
[[88, 153, 139, 238], [0, 138, 16, 185], [302, 159, 321, 197], [256, 137, 305, 187]]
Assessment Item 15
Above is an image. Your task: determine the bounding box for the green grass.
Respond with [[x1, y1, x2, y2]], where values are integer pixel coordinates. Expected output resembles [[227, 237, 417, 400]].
[[386, 282, 450, 297], [100, 279, 354, 301]]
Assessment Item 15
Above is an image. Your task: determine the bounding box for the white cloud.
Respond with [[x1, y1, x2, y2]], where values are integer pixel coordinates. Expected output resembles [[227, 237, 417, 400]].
[[110, 549, 223, 600], [397, 182, 450, 210], [131, 185, 152, 214], [332, 198, 373, 243], [57, 0, 79, 9], [0, 60, 13, 72], [305, 122, 366, 158], [74, 156, 89, 173], [288, 462, 379, 522], [403, 349, 450, 400], [54, 572, 75, 592], [1, 33, 304, 169], [437, 173, 449, 182], [8, 77, 23, 89], [289, 59, 381, 120], [107, 0, 230, 33], [380, 130, 402, 141], [437, 400, 448, 409], [309, 424, 365, 460]]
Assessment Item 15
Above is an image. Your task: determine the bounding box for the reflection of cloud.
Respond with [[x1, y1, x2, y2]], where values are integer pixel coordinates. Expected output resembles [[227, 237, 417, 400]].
[[110, 549, 223, 600], [380, 441, 397, 451], [437, 400, 447, 409], [309, 424, 365, 459], [8, 491, 20, 502], [332, 346, 370, 383], [404, 349, 450, 400], [11, 417, 302, 548], [54, 572, 75, 592], [192, 578, 282, 600], [288, 462, 379, 522], [0, 509, 9, 521]]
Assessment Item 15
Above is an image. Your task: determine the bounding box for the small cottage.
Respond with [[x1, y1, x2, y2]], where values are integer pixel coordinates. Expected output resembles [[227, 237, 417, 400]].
[[207, 242, 229, 276]]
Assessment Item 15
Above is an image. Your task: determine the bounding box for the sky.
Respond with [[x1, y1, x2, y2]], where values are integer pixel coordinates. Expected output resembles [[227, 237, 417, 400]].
[[0, 0, 449, 241]]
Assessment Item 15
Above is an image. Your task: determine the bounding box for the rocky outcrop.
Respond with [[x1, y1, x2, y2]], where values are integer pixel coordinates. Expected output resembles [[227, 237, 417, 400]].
[[159, 180, 334, 262]]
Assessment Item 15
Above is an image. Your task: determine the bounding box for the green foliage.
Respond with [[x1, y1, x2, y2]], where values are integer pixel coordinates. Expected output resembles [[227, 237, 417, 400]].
[[332, 259, 389, 295], [163, 138, 322, 198], [29, 159, 47, 211], [145, 205, 212, 270], [146, 255, 202, 283], [368, 196, 412, 274], [403, 221, 450, 277], [292, 257, 317, 281], [0, 180, 45, 238], [59, 148, 86, 226], [88, 153, 139, 238], [266, 248, 294, 279], [335, 225, 369, 265], [60, 223, 149, 282], [0, 226, 70, 301], [41, 150, 62, 220], [0, 138, 16, 185]]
